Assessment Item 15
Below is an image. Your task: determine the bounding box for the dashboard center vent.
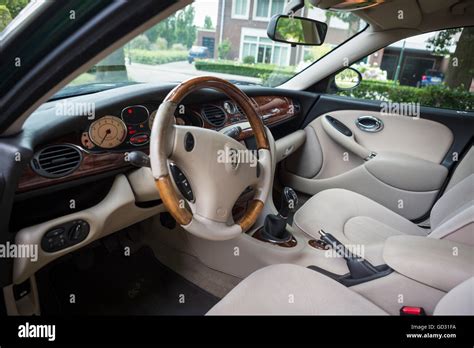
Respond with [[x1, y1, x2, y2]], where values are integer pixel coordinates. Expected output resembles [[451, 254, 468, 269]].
[[201, 105, 226, 127], [31, 144, 82, 178]]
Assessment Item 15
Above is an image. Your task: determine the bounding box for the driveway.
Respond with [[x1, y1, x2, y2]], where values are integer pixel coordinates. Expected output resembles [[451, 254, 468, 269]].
[[127, 61, 261, 85]]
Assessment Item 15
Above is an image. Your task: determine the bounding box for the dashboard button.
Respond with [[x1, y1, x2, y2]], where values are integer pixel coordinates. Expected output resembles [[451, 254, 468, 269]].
[[184, 132, 194, 152]]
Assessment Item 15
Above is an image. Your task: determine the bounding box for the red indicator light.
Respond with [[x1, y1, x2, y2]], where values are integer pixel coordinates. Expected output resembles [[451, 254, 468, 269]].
[[128, 108, 133, 114], [129, 130, 137, 135]]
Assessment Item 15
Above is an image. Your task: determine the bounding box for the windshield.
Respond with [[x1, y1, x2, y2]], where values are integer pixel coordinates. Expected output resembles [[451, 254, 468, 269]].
[[59, 0, 365, 95], [0, 1, 365, 97]]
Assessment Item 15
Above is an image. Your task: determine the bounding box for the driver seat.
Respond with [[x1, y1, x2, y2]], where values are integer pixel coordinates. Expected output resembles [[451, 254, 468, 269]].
[[207, 264, 474, 315]]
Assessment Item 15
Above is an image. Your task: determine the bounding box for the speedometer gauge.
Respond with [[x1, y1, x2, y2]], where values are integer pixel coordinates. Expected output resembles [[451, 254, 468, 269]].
[[89, 116, 127, 149]]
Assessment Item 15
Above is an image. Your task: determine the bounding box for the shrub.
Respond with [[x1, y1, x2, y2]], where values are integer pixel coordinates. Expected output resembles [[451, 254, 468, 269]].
[[130, 35, 150, 50], [195, 59, 295, 86], [218, 39, 231, 59], [243, 56, 255, 64], [171, 43, 187, 51], [195, 59, 293, 77], [338, 80, 474, 111], [353, 62, 388, 81], [129, 49, 187, 65], [155, 37, 168, 50]]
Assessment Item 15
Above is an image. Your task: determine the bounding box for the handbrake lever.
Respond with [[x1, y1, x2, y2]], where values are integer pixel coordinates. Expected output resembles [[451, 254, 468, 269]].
[[319, 230, 380, 279]]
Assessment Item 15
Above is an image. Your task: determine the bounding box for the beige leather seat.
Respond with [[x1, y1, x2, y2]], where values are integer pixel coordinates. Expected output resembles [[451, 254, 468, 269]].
[[208, 264, 474, 315], [293, 174, 473, 263]]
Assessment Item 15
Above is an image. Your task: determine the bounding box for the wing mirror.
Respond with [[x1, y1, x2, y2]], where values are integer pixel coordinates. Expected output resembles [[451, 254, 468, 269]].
[[334, 67, 362, 90], [267, 15, 328, 46]]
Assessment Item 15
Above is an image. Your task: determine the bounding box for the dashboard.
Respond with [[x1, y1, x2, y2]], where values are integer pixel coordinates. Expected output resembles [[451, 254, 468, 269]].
[[17, 94, 300, 192]]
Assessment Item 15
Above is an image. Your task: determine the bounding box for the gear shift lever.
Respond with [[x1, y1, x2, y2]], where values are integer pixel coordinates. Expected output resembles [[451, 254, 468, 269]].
[[278, 187, 299, 219], [260, 187, 298, 243]]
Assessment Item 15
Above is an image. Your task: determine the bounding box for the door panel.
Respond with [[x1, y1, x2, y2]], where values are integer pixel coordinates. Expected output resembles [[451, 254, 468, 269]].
[[280, 102, 464, 220]]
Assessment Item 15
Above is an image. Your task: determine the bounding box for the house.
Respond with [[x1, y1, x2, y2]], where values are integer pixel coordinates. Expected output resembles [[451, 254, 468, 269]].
[[196, 28, 217, 58], [369, 41, 449, 87], [215, 0, 294, 65], [215, 0, 363, 66]]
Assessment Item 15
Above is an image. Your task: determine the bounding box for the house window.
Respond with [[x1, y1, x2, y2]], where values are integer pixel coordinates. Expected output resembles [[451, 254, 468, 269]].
[[232, 0, 250, 19], [241, 31, 290, 66], [254, 0, 286, 21]]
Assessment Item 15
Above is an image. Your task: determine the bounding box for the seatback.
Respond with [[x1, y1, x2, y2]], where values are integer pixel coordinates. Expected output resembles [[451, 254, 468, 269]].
[[434, 277, 474, 315], [429, 174, 473, 245], [429, 147, 473, 246]]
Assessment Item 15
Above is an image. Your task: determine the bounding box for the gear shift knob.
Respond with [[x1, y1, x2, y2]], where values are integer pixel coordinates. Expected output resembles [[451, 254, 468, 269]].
[[278, 187, 298, 218]]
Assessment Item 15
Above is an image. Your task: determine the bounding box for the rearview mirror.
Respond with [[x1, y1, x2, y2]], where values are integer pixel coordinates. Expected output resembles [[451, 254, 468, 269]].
[[267, 15, 327, 46]]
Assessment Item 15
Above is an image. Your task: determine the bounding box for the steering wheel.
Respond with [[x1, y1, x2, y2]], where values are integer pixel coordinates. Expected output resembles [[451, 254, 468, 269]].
[[149, 76, 272, 240]]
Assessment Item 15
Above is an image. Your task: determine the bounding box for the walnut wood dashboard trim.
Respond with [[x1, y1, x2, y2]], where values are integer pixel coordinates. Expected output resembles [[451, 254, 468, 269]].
[[17, 150, 131, 192], [191, 95, 296, 141], [17, 93, 297, 193]]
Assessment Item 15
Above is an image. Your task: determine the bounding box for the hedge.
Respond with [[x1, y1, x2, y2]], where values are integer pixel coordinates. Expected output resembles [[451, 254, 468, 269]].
[[338, 80, 474, 111], [129, 49, 187, 65], [194, 59, 294, 79]]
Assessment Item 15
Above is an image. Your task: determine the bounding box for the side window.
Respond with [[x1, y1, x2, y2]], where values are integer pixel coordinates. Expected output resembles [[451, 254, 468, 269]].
[[335, 28, 474, 111]]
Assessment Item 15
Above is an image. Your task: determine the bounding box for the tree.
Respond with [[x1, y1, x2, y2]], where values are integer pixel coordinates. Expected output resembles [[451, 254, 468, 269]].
[[144, 5, 196, 48], [175, 5, 196, 48], [1, 0, 28, 18], [151, 16, 176, 48], [324, 11, 361, 37], [427, 28, 474, 91], [0, 4, 12, 31], [218, 38, 231, 59], [204, 15, 213, 29]]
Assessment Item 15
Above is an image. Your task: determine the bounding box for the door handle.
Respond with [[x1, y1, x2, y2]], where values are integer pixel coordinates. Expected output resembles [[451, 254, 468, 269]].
[[321, 115, 376, 161], [356, 115, 384, 132]]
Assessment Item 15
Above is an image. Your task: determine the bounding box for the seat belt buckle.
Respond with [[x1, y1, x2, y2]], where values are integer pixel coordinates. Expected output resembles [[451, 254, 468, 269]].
[[400, 306, 426, 316]]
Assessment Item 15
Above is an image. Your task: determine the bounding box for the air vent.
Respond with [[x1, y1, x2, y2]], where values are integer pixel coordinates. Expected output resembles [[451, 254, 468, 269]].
[[201, 105, 226, 127], [235, 104, 245, 116], [31, 144, 82, 178]]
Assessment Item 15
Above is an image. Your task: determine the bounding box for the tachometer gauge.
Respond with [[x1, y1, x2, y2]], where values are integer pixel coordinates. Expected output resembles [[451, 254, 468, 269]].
[[89, 116, 127, 149]]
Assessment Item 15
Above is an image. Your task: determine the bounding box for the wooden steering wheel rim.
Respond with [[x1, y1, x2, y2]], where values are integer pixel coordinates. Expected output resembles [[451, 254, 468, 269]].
[[154, 76, 270, 233]]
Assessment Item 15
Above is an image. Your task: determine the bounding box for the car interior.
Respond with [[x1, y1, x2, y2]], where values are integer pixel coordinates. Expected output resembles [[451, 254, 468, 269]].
[[0, 0, 473, 319]]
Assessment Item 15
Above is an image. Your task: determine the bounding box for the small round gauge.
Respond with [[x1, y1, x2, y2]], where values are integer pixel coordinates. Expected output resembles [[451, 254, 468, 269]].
[[223, 101, 236, 114], [89, 115, 127, 149], [121, 105, 149, 125], [81, 131, 95, 150]]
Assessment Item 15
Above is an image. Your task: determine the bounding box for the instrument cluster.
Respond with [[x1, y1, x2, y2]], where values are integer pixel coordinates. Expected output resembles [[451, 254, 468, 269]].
[[81, 104, 201, 152]]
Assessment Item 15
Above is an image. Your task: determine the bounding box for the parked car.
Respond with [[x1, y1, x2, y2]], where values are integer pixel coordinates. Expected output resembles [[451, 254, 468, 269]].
[[188, 46, 209, 63], [420, 69, 445, 86]]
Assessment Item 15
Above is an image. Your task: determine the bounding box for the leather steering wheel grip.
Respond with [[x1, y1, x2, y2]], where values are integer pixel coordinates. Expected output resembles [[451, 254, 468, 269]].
[[150, 76, 271, 235]]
